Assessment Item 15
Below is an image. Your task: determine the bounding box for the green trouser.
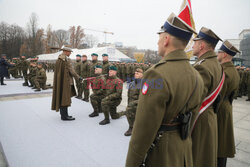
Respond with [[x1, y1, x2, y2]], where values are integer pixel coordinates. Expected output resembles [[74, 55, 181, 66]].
[[90, 93, 104, 113], [79, 80, 90, 99], [22, 69, 28, 83], [35, 79, 46, 89], [76, 80, 81, 97], [101, 98, 121, 120], [125, 105, 137, 128]]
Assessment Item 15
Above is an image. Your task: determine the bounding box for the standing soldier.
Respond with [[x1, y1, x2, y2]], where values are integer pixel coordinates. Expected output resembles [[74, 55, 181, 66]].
[[20, 55, 29, 86], [126, 13, 204, 167], [74, 54, 82, 99], [89, 65, 106, 117], [89, 53, 99, 77], [51, 46, 82, 121], [99, 66, 123, 125], [217, 40, 241, 167], [192, 27, 223, 167], [0, 55, 13, 85], [124, 68, 143, 136], [80, 55, 90, 102], [246, 68, 250, 101], [34, 63, 47, 92], [102, 53, 110, 76]]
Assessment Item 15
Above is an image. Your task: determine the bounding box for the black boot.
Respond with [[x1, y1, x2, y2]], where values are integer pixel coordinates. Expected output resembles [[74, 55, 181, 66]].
[[124, 127, 133, 136], [246, 98, 250, 101], [35, 88, 41, 92], [0, 77, 6, 85], [60, 107, 75, 121], [89, 111, 99, 117], [99, 111, 110, 125], [23, 82, 29, 86]]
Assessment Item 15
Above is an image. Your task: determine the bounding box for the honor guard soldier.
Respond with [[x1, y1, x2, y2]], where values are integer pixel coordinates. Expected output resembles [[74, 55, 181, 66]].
[[102, 53, 110, 76], [192, 27, 224, 167], [75, 54, 82, 99], [79, 55, 90, 102], [89, 53, 98, 77], [126, 13, 204, 167], [217, 40, 241, 167], [51, 46, 82, 121], [99, 66, 123, 125], [34, 63, 47, 92], [20, 55, 30, 86], [89, 65, 106, 117]]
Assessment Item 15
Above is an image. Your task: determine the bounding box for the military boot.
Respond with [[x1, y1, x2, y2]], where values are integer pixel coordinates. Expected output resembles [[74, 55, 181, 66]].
[[124, 127, 133, 136], [35, 88, 41, 92], [110, 108, 120, 119], [99, 111, 110, 125], [23, 82, 29, 86], [60, 107, 75, 121], [246, 98, 250, 101], [89, 111, 99, 117]]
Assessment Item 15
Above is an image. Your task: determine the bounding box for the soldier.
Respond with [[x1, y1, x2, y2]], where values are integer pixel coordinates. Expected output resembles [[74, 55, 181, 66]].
[[34, 63, 48, 91], [89, 65, 106, 117], [126, 13, 204, 167], [28, 63, 37, 87], [124, 68, 143, 136], [79, 55, 90, 102], [89, 53, 99, 77], [19, 55, 30, 86], [0, 55, 13, 85], [192, 27, 223, 167], [51, 46, 82, 121], [216, 40, 241, 167], [99, 66, 123, 125], [102, 53, 110, 76], [246, 68, 250, 101], [74, 54, 82, 99]]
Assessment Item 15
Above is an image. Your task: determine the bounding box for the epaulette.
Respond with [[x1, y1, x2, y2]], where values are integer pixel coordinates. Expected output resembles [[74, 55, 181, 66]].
[[193, 59, 206, 66]]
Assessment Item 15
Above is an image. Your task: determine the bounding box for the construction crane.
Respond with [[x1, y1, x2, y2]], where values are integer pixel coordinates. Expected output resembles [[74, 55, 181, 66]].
[[83, 28, 114, 44]]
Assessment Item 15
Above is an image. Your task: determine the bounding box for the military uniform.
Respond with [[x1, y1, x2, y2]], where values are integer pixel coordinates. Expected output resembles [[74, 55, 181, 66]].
[[89, 73, 106, 117], [34, 66, 47, 91], [100, 66, 123, 125], [126, 13, 204, 167], [192, 27, 223, 167], [246, 69, 250, 101], [19, 57, 29, 86], [79, 59, 90, 101], [28, 65, 37, 87], [74, 55, 82, 98], [89, 54, 98, 77]]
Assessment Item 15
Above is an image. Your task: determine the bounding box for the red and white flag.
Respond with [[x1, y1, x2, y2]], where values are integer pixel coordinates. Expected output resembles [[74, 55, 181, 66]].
[[178, 0, 196, 58]]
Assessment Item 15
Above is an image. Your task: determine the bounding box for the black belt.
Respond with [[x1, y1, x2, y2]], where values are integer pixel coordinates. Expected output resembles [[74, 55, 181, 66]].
[[158, 124, 180, 132]]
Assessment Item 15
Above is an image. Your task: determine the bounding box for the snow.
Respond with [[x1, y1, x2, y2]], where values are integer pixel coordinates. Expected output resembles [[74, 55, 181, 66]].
[[0, 81, 130, 167]]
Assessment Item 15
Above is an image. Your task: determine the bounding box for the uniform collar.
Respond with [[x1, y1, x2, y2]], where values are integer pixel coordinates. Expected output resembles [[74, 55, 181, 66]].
[[221, 61, 234, 68], [197, 50, 216, 61], [162, 49, 188, 62]]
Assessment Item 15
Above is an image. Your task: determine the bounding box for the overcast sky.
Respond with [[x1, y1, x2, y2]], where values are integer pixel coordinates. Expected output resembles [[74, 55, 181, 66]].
[[0, 0, 250, 50]]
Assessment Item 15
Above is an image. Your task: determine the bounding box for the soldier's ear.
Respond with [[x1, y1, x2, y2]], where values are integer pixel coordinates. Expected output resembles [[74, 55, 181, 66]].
[[164, 34, 170, 47]]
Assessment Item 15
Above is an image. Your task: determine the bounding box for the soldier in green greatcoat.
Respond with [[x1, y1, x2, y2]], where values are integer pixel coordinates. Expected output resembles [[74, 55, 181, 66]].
[[192, 27, 223, 167], [217, 40, 241, 167], [126, 13, 204, 167]]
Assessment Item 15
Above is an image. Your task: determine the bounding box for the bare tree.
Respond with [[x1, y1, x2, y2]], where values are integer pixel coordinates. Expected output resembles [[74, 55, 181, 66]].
[[53, 29, 69, 48], [69, 25, 85, 48], [83, 34, 98, 48]]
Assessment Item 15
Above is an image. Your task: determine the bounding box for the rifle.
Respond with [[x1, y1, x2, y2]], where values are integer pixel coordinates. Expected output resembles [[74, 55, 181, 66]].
[[80, 74, 107, 83]]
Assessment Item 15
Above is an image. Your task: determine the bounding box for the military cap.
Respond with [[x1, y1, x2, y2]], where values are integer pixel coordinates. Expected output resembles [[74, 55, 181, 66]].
[[102, 53, 108, 57], [158, 13, 196, 41], [60, 46, 73, 52], [109, 66, 117, 71], [193, 27, 222, 46], [95, 65, 102, 69], [82, 54, 87, 57], [91, 53, 98, 57], [135, 68, 143, 73], [76, 54, 81, 57], [219, 40, 240, 57]]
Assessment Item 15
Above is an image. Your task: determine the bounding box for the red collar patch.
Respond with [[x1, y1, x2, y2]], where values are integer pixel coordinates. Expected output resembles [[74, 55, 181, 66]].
[[142, 82, 149, 95]]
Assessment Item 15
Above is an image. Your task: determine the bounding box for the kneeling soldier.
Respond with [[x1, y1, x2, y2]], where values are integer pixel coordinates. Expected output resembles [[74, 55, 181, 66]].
[[99, 66, 123, 125], [34, 63, 47, 91], [89, 65, 106, 117]]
